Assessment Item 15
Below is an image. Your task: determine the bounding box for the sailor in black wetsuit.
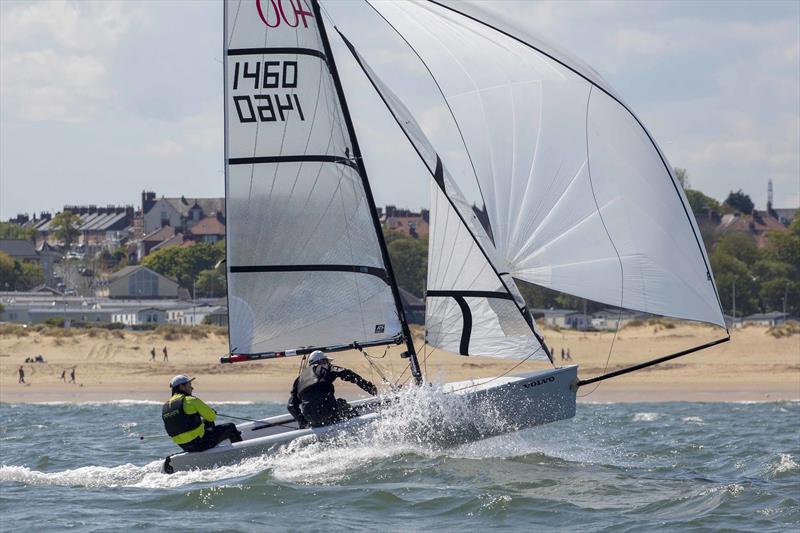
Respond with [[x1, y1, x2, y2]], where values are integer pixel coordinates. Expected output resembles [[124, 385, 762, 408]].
[[287, 350, 378, 428]]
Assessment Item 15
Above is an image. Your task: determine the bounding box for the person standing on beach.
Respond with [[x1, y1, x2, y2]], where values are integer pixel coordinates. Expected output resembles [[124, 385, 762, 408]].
[[18, 366, 25, 384], [163, 346, 169, 362], [566, 348, 572, 361], [561, 348, 565, 361], [69, 366, 76, 384], [60, 369, 67, 382], [162, 375, 242, 452], [150, 347, 156, 362]]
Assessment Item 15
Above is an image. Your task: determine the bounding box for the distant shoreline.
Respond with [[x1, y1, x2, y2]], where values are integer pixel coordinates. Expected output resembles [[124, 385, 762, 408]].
[[1, 323, 798, 404]]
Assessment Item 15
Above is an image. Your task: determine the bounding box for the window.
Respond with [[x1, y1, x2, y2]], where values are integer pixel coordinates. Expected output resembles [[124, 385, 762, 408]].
[[128, 269, 158, 298]]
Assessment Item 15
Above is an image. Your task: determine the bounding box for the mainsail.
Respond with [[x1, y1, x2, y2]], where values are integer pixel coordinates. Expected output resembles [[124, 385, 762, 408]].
[[366, 0, 726, 329], [337, 30, 547, 361], [223, 0, 409, 357]]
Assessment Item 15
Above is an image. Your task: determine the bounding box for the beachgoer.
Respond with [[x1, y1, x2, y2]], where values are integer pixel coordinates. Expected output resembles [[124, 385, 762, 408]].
[[163, 346, 169, 362], [561, 348, 565, 361], [18, 366, 25, 384], [150, 347, 156, 362], [69, 367, 76, 384], [60, 370, 66, 382], [566, 348, 572, 361], [162, 375, 242, 452], [287, 350, 377, 428]]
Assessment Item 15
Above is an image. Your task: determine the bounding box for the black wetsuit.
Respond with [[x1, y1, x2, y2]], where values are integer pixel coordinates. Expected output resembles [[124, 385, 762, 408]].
[[287, 364, 377, 428]]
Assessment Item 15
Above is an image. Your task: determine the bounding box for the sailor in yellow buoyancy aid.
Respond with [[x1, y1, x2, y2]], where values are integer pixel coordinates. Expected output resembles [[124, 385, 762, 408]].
[[162, 375, 242, 452]]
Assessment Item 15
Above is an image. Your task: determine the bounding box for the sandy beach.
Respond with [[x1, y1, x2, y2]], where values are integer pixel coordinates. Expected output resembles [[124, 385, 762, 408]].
[[1, 322, 798, 404]]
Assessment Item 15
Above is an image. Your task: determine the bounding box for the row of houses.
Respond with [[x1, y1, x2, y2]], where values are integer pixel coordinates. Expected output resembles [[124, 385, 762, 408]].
[[530, 307, 795, 330], [0, 291, 228, 327]]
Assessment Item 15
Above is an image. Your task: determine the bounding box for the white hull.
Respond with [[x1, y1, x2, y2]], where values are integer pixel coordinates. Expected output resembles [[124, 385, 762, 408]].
[[162, 365, 578, 473]]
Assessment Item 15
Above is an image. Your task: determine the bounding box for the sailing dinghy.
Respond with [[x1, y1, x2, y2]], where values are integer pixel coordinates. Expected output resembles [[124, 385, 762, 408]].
[[162, 0, 728, 473]]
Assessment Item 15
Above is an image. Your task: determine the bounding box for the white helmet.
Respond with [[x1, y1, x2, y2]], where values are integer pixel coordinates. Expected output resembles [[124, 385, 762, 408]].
[[308, 350, 331, 365], [170, 374, 195, 388]]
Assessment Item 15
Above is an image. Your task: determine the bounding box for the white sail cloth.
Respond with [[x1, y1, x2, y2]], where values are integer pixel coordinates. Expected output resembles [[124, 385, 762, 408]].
[[224, 1, 401, 355], [367, 0, 725, 328], [338, 30, 546, 359]]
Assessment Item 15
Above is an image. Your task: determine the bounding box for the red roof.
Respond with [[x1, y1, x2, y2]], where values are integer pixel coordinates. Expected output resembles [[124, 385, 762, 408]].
[[187, 216, 225, 236]]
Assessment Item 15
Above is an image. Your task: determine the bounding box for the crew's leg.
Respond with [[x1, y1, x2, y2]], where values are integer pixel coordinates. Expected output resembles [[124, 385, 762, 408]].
[[333, 398, 356, 422], [204, 423, 243, 448]]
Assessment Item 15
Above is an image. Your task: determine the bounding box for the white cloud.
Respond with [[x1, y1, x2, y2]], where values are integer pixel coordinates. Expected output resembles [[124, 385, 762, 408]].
[[0, 0, 137, 122], [0, 1, 131, 51], [689, 139, 767, 166], [0, 50, 110, 122], [135, 140, 185, 158], [614, 28, 685, 57]]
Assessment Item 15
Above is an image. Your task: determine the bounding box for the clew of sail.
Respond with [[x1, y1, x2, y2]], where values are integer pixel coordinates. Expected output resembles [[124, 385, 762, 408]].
[[367, 0, 726, 329], [337, 30, 547, 360], [223, 0, 403, 356]]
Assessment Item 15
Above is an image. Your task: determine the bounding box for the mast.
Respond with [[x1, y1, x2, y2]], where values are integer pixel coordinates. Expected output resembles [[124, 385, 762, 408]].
[[312, 0, 422, 384]]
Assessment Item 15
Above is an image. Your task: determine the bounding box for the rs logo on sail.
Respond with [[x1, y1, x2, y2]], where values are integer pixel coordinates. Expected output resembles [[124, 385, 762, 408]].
[[523, 376, 555, 389], [256, 0, 313, 28]]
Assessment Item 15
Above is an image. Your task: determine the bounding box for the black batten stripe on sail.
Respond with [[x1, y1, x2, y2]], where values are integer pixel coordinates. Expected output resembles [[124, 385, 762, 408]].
[[227, 47, 327, 61], [453, 296, 472, 356], [427, 290, 513, 300], [312, 0, 423, 385], [229, 264, 389, 282], [228, 155, 357, 168], [433, 156, 445, 189]]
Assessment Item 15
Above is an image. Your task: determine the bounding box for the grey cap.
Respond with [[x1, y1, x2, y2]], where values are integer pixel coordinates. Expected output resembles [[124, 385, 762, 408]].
[[169, 374, 195, 388]]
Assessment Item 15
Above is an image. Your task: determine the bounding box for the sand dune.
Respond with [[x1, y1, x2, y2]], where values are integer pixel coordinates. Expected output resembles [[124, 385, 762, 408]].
[[1, 323, 798, 403]]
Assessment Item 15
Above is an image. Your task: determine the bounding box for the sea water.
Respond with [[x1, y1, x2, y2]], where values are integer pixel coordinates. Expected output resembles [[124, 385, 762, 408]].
[[0, 398, 798, 532]]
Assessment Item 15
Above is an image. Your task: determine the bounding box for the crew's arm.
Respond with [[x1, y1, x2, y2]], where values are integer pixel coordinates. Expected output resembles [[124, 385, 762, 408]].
[[334, 367, 378, 396], [286, 378, 308, 428], [183, 396, 217, 423]]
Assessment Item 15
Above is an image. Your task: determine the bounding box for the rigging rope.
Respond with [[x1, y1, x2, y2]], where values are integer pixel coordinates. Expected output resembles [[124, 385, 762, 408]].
[[577, 306, 623, 398]]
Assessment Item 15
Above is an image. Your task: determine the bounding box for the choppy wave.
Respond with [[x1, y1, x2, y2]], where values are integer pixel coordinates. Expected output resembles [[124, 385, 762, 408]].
[[1, 399, 798, 531], [769, 454, 799, 477], [633, 412, 662, 422]]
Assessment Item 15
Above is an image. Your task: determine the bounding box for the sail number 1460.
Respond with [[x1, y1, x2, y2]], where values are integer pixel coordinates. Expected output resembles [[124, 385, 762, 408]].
[[231, 60, 304, 123]]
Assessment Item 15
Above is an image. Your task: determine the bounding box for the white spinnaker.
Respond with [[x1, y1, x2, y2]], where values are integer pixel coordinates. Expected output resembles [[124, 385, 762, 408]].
[[367, 0, 725, 328], [224, 0, 401, 355], [338, 30, 545, 359]]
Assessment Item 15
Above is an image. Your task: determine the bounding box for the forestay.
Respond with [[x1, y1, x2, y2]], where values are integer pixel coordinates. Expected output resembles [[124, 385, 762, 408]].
[[224, 0, 402, 355], [338, 31, 547, 360], [367, 0, 726, 328]]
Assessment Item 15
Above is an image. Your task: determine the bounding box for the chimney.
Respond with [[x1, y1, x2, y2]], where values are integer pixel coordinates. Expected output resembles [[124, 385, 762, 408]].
[[142, 191, 156, 213]]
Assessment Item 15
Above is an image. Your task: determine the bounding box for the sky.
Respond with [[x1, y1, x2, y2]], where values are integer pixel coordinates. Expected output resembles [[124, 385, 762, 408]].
[[1, 0, 798, 219]]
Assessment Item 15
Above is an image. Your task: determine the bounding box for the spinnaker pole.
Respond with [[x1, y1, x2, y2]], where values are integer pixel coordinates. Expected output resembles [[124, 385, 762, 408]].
[[576, 335, 730, 387], [312, 0, 423, 385]]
